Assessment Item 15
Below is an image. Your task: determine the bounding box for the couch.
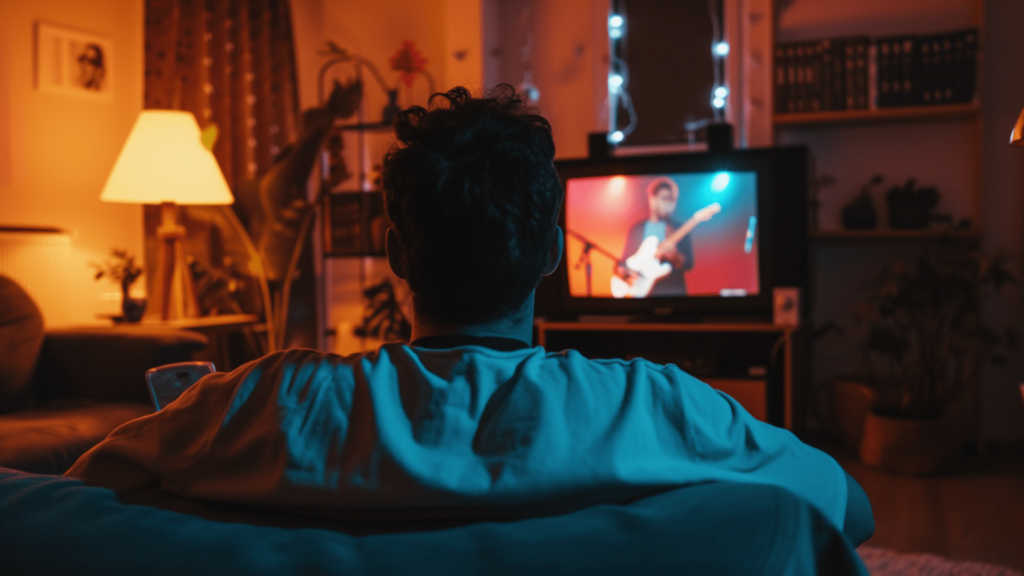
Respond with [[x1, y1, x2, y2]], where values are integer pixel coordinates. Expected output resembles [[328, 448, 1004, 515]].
[[0, 467, 868, 575], [0, 275, 208, 474]]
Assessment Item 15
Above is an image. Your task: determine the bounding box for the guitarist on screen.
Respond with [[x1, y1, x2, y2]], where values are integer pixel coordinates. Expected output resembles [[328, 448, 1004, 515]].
[[613, 177, 721, 298]]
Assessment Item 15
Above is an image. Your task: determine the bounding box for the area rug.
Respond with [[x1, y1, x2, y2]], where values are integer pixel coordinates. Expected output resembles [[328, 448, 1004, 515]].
[[859, 546, 1023, 576]]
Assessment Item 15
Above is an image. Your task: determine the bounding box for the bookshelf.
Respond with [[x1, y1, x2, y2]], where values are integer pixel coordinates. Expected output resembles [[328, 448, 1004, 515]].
[[808, 228, 981, 241], [768, 0, 985, 424], [774, 102, 979, 127]]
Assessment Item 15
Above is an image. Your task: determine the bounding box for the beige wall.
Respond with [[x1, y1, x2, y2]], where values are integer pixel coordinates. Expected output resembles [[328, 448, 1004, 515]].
[[0, 0, 144, 326]]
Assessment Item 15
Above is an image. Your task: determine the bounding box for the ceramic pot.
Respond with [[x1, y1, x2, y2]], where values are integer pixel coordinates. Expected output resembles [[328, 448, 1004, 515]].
[[832, 380, 876, 455], [859, 410, 959, 475], [122, 296, 147, 323]]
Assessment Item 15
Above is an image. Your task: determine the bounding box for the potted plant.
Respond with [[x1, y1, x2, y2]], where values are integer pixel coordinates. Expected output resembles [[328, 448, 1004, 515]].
[[92, 248, 146, 322], [854, 237, 1015, 474], [885, 178, 939, 229]]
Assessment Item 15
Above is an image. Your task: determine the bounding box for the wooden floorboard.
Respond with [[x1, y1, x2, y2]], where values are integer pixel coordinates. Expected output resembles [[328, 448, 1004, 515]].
[[810, 437, 1024, 570]]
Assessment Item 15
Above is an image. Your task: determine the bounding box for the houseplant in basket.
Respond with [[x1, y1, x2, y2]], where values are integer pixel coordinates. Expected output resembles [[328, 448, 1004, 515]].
[[855, 237, 1015, 474]]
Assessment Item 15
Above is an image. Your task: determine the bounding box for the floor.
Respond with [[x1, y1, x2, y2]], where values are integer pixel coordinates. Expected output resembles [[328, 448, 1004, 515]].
[[810, 437, 1024, 570]]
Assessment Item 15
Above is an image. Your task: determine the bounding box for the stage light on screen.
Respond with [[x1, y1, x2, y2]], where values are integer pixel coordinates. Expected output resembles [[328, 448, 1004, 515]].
[[608, 73, 624, 92], [608, 176, 627, 196], [714, 86, 729, 99], [711, 172, 730, 192], [712, 97, 726, 109], [713, 42, 730, 56], [608, 130, 625, 144]]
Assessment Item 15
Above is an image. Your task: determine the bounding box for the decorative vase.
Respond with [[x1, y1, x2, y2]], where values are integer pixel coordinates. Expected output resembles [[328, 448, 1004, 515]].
[[859, 410, 960, 475], [832, 380, 875, 455], [121, 296, 147, 323], [840, 192, 877, 229]]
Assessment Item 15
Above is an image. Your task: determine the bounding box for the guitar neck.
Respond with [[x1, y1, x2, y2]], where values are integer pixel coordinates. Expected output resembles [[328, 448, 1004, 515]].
[[661, 217, 700, 249]]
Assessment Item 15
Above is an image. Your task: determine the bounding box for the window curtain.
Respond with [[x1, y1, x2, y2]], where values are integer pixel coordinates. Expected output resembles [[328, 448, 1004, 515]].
[[142, 0, 316, 352]]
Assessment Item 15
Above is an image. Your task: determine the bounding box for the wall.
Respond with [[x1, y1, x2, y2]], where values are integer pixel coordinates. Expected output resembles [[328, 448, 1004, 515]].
[[0, 0, 144, 326], [487, 0, 608, 159], [290, 0, 471, 353], [290, 0, 608, 353]]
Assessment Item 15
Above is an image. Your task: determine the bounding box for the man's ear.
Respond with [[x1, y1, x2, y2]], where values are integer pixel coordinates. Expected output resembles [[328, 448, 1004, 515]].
[[542, 226, 564, 276], [386, 228, 407, 279]]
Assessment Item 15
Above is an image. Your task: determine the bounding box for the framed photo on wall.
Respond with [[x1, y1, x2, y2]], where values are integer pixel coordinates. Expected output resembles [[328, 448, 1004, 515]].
[[35, 22, 113, 99]]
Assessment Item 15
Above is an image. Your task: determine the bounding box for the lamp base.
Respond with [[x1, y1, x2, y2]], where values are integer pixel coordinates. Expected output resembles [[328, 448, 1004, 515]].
[[155, 202, 199, 321]]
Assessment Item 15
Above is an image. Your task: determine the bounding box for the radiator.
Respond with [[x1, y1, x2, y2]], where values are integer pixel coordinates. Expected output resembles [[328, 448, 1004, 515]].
[[0, 227, 75, 326]]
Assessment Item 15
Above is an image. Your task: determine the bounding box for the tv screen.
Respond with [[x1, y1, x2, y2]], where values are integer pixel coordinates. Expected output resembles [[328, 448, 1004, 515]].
[[537, 146, 809, 322], [564, 171, 760, 299]]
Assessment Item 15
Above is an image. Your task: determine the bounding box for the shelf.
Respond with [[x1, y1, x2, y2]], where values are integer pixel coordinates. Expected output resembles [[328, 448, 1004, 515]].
[[774, 103, 980, 127], [810, 229, 980, 241]]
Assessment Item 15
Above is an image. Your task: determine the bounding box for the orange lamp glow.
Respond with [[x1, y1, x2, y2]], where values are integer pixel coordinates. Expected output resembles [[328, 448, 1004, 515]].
[[100, 110, 234, 320], [1011, 106, 1024, 148]]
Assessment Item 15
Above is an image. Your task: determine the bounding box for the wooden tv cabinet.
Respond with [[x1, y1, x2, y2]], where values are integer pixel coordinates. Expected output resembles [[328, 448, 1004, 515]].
[[535, 321, 797, 430]]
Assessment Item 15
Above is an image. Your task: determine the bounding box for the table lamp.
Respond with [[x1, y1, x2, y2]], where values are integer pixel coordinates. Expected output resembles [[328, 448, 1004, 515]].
[[100, 110, 234, 320]]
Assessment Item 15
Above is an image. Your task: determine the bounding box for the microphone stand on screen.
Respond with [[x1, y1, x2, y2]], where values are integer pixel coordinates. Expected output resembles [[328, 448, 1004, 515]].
[[567, 230, 629, 297]]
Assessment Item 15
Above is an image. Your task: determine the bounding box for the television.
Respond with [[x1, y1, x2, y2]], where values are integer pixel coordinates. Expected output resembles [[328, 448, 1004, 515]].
[[535, 146, 809, 322]]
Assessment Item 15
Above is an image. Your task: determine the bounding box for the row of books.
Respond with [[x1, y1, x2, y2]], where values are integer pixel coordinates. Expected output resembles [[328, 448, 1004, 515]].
[[774, 29, 977, 115]]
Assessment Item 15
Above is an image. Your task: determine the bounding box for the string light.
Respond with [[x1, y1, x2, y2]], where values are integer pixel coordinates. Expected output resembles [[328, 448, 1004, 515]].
[[709, 0, 726, 121], [607, 4, 636, 146], [608, 14, 624, 39], [608, 73, 624, 92]]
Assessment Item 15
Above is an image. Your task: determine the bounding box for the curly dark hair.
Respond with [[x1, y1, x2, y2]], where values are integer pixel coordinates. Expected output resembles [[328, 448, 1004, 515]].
[[382, 85, 563, 325]]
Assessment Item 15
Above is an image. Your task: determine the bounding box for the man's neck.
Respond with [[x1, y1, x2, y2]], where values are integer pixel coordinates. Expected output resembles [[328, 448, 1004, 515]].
[[410, 294, 535, 346]]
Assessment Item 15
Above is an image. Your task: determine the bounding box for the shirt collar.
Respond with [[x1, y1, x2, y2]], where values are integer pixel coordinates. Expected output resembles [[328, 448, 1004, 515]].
[[410, 334, 531, 351]]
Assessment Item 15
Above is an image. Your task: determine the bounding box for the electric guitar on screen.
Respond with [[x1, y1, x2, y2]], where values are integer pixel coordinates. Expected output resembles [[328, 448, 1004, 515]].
[[610, 202, 722, 299]]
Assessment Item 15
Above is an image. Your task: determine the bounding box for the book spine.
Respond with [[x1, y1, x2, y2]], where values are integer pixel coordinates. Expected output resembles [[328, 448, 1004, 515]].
[[844, 39, 856, 110], [833, 38, 846, 110], [900, 37, 916, 107], [775, 44, 788, 113], [877, 37, 891, 108], [940, 33, 954, 104], [809, 40, 824, 112], [952, 28, 978, 103], [918, 36, 932, 105], [868, 40, 878, 109], [820, 39, 834, 111], [853, 37, 870, 109], [795, 42, 807, 112], [786, 43, 799, 113]]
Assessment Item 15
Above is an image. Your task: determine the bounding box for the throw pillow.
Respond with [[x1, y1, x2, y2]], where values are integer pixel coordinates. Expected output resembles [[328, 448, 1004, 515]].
[[0, 276, 45, 412]]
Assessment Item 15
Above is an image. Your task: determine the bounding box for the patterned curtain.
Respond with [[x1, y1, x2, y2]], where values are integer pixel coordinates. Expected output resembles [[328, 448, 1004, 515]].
[[145, 0, 298, 186], [142, 0, 316, 352]]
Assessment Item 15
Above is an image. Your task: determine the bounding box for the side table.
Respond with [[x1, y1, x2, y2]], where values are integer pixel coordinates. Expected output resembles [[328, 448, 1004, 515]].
[[137, 314, 263, 371]]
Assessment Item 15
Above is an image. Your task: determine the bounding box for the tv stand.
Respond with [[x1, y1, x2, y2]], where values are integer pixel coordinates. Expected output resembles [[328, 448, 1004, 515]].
[[534, 320, 799, 430]]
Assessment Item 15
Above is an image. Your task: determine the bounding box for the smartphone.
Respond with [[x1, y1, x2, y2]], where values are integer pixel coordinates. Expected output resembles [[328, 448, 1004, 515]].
[[145, 361, 216, 411]]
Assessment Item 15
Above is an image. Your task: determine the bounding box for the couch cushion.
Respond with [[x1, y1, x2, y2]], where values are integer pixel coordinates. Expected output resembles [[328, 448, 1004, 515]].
[[0, 400, 151, 474], [0, 276, 45, 413], [0, 471, 869, 575]]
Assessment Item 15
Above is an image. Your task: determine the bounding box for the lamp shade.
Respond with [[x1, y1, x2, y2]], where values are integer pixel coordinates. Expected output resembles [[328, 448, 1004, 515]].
[[100, 110, 234, 205]]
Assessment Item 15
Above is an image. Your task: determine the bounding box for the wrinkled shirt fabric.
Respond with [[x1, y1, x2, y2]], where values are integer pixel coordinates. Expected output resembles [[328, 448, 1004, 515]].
[[66, 344, 846, 527]]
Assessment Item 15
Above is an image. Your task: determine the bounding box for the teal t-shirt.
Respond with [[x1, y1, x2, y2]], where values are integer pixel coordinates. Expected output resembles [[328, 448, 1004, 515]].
[[67, 344, 847, 528]]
